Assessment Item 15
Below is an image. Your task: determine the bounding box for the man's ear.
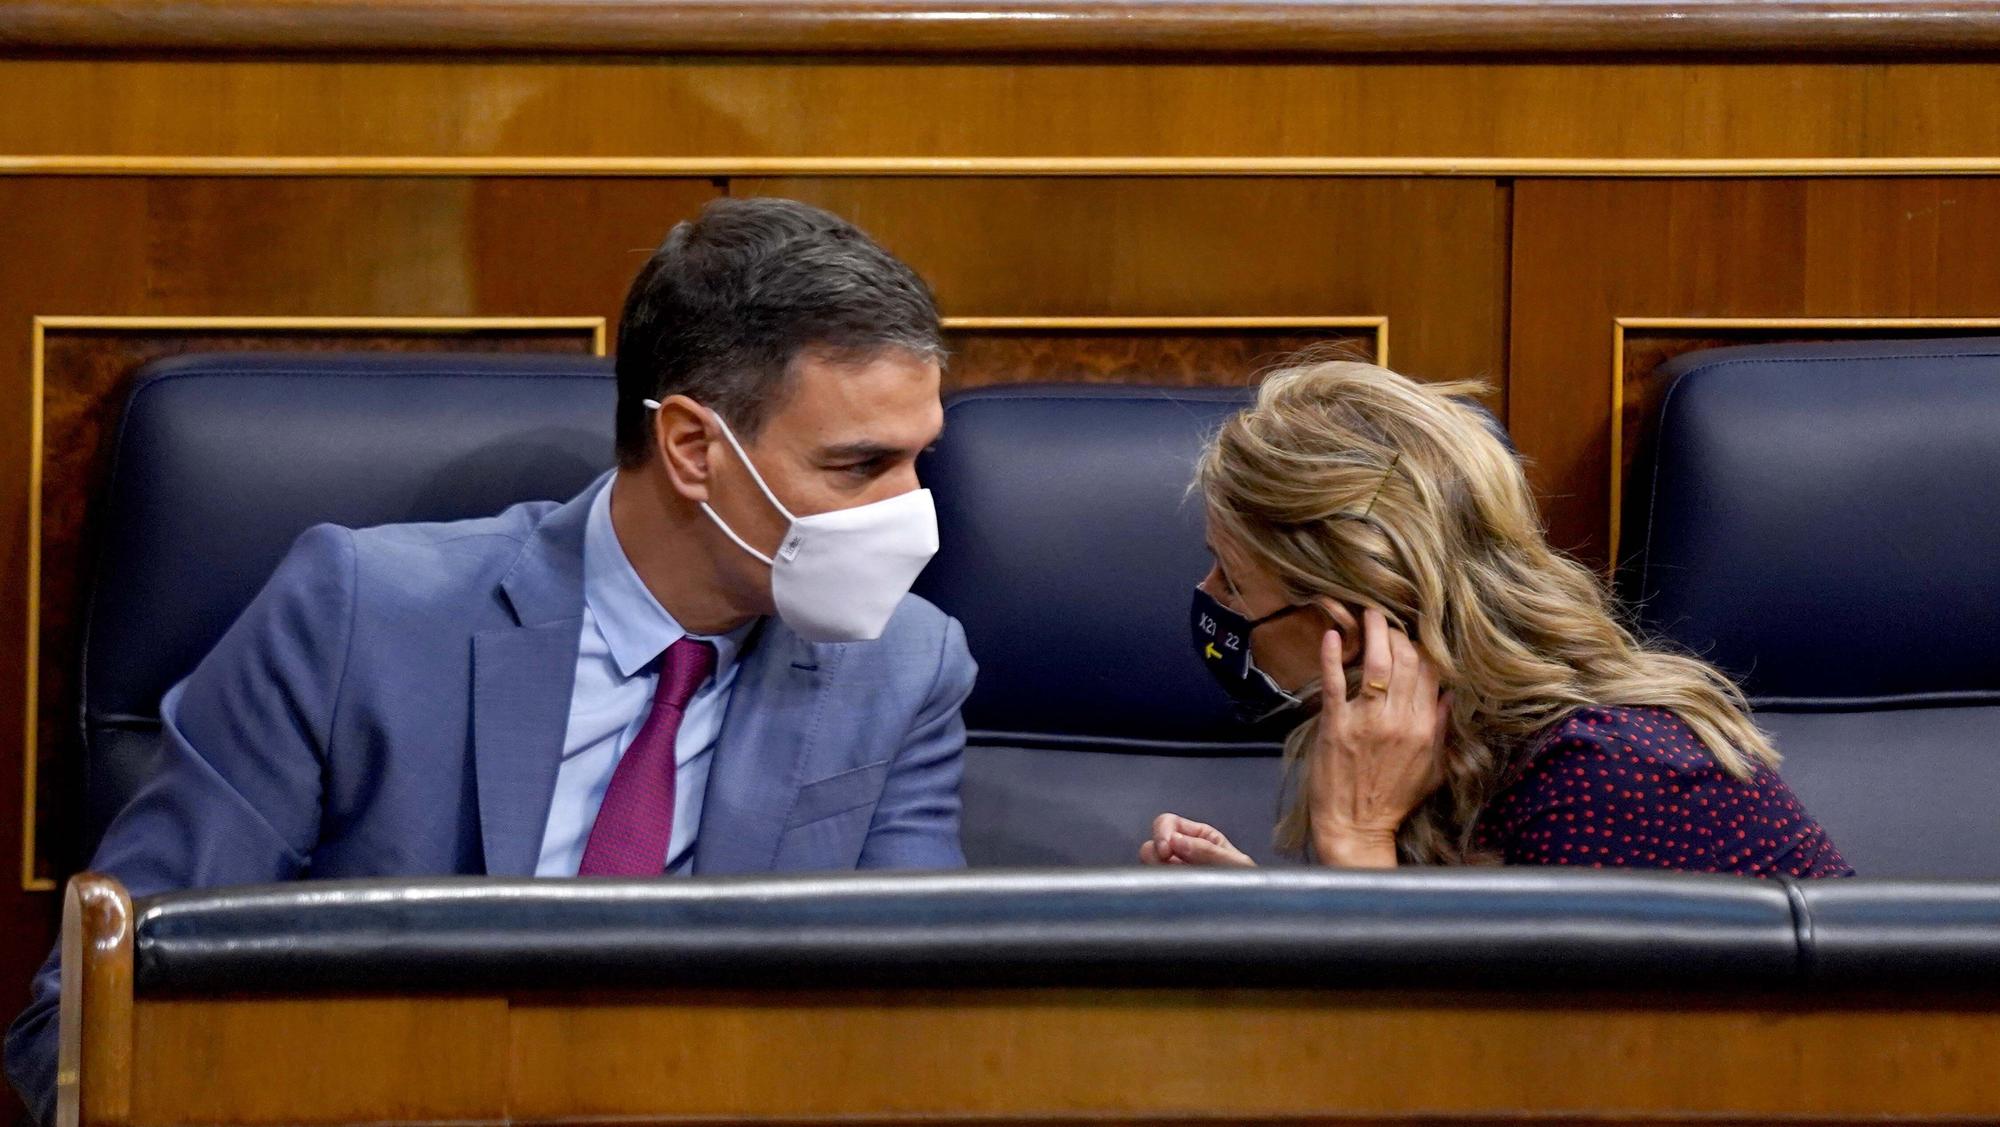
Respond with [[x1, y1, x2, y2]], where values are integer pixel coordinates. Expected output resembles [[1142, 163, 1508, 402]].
[[652, 395, 715, 503], [1312, 596, 1365, 666]]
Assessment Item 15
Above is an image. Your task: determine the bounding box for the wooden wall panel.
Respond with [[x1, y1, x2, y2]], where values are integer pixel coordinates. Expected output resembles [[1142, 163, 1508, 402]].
[[1509, 178, 2000, 570], [133, 997, 513, 1125], [503, 989, 2000, 1121], [7, 60, 2000, 165], [0, 178, 717, 1091], [943, 325, 1376, 391], [739, 179, 1505, 394], [465, 180, 727, 316], [107, 988, 2000, 1124]]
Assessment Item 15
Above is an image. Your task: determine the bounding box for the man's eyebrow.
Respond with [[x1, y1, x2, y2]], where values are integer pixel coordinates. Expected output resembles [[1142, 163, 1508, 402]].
[[819, 421, 945, 463], [817, 440, 909, 461]]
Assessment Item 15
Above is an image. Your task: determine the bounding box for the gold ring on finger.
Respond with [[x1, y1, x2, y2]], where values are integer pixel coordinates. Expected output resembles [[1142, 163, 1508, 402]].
[[1366, 680, 1389, 694]]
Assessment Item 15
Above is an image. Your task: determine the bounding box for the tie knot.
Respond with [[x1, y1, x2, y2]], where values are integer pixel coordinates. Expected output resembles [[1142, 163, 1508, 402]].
[[654, 636, 717, 715]]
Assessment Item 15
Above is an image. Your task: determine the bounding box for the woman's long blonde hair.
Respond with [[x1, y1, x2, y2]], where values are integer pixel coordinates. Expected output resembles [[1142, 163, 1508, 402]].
[[1198, 359, 1776, 864]]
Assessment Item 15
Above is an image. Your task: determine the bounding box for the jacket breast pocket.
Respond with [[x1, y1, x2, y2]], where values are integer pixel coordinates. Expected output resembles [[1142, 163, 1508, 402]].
[[774, 760, 892, 869], [782, 760, 891, 831]]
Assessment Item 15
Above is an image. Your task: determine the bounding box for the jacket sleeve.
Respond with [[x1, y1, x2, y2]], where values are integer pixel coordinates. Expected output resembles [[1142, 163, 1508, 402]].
[[856, 615, 976, 870], [4, 524, 356, 1125]]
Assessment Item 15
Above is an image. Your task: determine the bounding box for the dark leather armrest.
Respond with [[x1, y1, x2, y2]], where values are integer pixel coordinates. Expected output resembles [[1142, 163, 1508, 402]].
[[133, 868, 1800, 994]]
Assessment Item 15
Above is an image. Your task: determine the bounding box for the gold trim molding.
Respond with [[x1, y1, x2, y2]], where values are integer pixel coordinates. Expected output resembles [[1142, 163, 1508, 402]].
[[10, 155, 2000, 179], [1607, 316, 2000, 572], [22, 315, 608, 893]]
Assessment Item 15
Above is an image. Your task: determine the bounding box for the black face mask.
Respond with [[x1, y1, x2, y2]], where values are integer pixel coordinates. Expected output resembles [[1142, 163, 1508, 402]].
[[1190, 586, 1312, 724]]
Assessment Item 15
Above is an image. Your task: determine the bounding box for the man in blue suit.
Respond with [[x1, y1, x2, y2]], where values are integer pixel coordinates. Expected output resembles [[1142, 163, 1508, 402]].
[[6, 197, 975, 1123]]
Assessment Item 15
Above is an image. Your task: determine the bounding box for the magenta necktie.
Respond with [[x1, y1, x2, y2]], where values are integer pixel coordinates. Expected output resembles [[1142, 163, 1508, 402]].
[[576, 636, 717, 876]]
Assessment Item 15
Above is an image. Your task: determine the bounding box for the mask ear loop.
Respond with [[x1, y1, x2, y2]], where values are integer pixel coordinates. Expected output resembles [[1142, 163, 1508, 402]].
[[644, 398, 795, 566], [1267, 674, 1329, 850]]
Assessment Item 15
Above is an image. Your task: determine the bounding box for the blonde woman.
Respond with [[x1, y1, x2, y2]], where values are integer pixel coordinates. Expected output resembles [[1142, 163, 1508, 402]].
[[1147, 360, 1850, 877]]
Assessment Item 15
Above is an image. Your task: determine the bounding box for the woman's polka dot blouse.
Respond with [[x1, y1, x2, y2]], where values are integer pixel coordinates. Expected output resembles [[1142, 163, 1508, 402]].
[[1471, 705, 1852, 878]]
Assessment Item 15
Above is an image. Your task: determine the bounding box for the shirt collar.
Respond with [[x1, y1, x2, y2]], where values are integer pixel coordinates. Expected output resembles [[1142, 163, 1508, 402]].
[[584, 474, 753, 680]]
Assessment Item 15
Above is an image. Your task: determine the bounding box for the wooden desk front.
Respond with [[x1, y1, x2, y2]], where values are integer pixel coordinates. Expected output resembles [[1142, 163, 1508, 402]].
[[59, 876, 2000, 1126]]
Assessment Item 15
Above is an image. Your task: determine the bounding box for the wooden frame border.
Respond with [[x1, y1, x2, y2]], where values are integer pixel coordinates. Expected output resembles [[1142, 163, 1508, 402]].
[[21, 315, 609, 893], [11, 156, 2000, 179], [12, 0, 2000, 59], [56, 872, 132, 1127], [942, 315, 1388, 368], [1607, 316, 2000, 571]]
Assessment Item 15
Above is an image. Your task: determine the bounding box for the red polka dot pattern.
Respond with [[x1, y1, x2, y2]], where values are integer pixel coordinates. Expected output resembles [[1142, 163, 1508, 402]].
[[1471, 705, 1853, 879]]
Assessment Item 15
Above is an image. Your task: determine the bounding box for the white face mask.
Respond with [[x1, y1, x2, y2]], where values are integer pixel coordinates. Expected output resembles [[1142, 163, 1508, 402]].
[[646, 399, 939, 643]]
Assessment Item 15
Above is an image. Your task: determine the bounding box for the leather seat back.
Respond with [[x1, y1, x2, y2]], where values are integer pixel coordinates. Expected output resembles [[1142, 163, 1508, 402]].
[[1621, 338, 2000, 877], [915, 385, 1287, 865], [84, 352, 617, 849]]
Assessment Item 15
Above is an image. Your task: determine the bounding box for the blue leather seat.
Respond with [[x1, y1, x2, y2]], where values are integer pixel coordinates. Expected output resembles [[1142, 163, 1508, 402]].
[[1620, 337, 2000, 878], [83, 352, 617, 848], [913, 386, 1286, 866]]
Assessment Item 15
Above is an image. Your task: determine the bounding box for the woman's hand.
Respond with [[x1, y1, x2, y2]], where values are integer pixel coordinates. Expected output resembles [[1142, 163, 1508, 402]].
[[1140, 813, 1256, 867], [1309, 606, 1451, 868]]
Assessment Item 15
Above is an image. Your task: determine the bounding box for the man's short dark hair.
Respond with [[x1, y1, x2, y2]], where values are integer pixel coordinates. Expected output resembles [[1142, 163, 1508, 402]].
[[614, 197, 944, 467]]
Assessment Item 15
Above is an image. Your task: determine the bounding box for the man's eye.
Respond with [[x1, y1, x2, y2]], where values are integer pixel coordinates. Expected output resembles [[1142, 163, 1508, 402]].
[[838, 461, 883, 479]]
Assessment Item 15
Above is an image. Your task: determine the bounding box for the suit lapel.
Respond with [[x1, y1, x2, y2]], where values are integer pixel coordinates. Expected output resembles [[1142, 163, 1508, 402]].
[[693, 625, 833, 874], [472, 483, 595, 876], [471, 625, 581, 876]]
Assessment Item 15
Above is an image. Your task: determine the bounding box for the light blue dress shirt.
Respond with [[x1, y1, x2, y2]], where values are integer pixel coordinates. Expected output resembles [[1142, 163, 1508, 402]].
[[535, 476, 754, 877]]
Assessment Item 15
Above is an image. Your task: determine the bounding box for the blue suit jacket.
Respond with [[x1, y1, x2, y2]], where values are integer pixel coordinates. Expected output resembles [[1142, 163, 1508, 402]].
[[5, 484, 975, 1123]]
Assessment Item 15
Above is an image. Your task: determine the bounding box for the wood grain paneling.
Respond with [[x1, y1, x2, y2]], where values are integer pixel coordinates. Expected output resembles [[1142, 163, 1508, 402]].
[[742, 179, 1502, 396], [7, 61, 2000, 166], [943, 325, 1375, 391], [108, 987, 2000, 1123], [132, 997, 510, 1124], [61, 980, 2000, 1124], [56, 874, 131, 1127], [465, 179, 724, 315], [1509, 178, 2000, 569]]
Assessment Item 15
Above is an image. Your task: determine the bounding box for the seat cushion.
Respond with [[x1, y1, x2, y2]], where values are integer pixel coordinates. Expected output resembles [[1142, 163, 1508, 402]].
[[962, 746, 1286, 866], [1757, 707, 2000, 878]]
